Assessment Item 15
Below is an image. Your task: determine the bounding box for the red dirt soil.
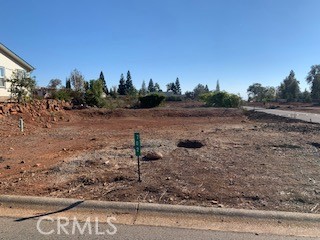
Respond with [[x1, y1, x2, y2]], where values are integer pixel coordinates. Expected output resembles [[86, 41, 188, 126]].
[[1, 104, 320, 214]]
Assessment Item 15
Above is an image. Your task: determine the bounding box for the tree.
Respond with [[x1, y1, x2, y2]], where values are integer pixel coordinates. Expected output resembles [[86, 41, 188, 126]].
[[311, 75, 320, 100], [84, 81, 89, 91], [66, 78, 71, 89], [185, 91, 195, 99], [215, 80, 220, 92], [8, 70, 36, 103], [148, 79, 155, 92], [69, 69, 85, 92], [301, 89, 312, 103], [247, 83, 275, 102], [306, 65, 320, 100], [140, 80, 147, 96], [117, 74, 126, 95], [99, 71, 108, 95], [48, 79, 62, 89], [110, 86, 118, 98], [278, 70, 300, 101], [263, 87, 276, 102], [175, 77, 181, 95], [154, 83, 162, 92], [166, 82, 176, 93], [247, 83, 264, 101], [205, 84, 209, 92], [85, 79, 106, 107], [125, 70, 135, 95], [193, 84, 209, 99]]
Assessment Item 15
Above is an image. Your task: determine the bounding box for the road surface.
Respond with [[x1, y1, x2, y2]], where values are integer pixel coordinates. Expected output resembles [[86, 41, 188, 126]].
[[244, 106, 320, 123], [0, 216, 317, 240]]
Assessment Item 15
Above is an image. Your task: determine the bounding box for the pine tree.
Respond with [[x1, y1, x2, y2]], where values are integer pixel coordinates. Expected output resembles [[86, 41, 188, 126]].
[[279, 70, 300, 101], [175, 77, 181, 95], [66, 78, 71, 89], [125, 70, 135, 94], [148, 79, 155, 92], [216, 80, 220, 92], [166, 82, 176, 93], [99, 71, 108, 95], [118, 74, 126, 95], [140, 80, 147, 95], [205, 84, 209, 92], [154, 83, 162, 92]]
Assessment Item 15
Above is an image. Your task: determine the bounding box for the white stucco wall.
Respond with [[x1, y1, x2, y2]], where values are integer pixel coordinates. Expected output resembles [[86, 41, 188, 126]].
[[0, 52, 25, 98]]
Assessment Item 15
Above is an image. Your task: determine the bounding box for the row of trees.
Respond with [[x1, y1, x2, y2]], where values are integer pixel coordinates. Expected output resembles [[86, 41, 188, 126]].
[[49, 69, 185, 97], [247, 65, 320, 102], [48, 69, 224, 104], [46, 69, 189, 107]]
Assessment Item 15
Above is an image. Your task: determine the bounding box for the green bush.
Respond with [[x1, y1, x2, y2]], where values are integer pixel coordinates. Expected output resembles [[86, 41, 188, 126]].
[[51, 89, 72, 101], [139, 94, 165, 108], [85, 79, 107, 107], [200, 91, 242, 108]]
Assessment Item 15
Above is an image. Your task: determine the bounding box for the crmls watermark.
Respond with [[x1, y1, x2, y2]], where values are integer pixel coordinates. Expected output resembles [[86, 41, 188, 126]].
[[36, 216, 117, 235]]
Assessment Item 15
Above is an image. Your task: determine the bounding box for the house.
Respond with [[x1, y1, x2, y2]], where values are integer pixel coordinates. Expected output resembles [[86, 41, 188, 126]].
[[0, 43, 35, 102]]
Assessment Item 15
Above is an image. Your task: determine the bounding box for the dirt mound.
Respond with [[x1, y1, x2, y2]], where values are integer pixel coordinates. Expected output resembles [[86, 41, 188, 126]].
[[77, 108, 244, 119], [245, 110, 303, 123], [177, 139, 205, 148], [262, 123, 320, 133]]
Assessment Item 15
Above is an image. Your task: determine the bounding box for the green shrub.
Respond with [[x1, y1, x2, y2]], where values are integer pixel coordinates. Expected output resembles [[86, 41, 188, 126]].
[[52, 89, 72, 101], [85, 79, 107, 107], [200, 91, 242, 108], [139, 94, 165, 108]]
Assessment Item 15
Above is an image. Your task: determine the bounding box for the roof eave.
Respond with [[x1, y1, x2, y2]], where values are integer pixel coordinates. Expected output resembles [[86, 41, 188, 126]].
[[0, 43, 35, 72]]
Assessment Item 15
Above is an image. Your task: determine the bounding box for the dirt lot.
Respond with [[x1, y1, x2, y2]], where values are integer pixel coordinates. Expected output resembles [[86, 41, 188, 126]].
[[1, 103, 320, 214]]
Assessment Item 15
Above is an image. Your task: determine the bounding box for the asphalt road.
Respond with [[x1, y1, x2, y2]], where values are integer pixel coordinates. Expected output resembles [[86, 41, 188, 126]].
[[0, 216, 317, 240], [244, 106, 320, 123]]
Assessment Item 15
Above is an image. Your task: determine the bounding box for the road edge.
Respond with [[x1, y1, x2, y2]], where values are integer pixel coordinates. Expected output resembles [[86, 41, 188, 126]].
[[1, 194, 320, 222]]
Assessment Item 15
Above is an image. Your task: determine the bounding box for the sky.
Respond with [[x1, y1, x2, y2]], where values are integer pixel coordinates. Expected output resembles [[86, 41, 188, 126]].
[[2, 0, 320, 98]]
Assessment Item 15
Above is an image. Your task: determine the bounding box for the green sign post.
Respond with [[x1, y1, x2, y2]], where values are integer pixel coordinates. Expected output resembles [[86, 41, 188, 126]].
[[134, 132, 141, 157], [134, 132, 141, 182]]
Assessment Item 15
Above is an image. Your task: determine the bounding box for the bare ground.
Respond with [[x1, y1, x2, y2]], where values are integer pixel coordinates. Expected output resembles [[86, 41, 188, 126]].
[[1, 105, 320, 214]]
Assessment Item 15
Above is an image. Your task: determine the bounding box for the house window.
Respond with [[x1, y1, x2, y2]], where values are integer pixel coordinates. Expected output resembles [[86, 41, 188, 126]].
[[0, 67, 5, 87]]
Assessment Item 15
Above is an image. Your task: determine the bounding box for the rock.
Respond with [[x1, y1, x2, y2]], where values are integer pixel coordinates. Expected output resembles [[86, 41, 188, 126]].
[[10, 110, 18, 115], [20, 160, 25, 164], [211, 200, 219, 205], [144, 151, 163, 160], [33, 163, 41, 167], [5, 165, 11, 169], [45, 123, 52, 128]]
